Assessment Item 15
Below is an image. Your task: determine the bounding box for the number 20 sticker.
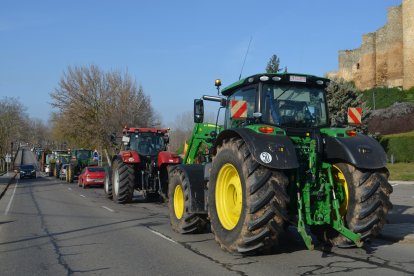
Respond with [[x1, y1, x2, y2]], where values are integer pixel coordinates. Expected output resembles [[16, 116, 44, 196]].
[[260, 152, 272, 163]]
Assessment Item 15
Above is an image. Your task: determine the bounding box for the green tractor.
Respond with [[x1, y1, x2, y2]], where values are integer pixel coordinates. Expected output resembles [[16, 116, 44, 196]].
[[168, 73, 393, 255], [49, 151, 71, 178], [66, 149, 96, 183]]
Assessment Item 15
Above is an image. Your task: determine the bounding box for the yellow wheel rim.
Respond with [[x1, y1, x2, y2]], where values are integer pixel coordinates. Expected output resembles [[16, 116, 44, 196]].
[[332, 165, 349, 216], [174, 185, 184, 219], [216, 163, 243, 230]]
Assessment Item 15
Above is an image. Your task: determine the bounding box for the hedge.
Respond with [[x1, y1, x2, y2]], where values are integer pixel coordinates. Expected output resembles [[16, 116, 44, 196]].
[[380, 131, 414, 162]]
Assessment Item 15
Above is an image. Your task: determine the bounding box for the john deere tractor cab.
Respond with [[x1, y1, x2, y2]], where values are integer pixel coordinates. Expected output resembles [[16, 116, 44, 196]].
[[66, 149, 95, 183], [105, 127, 181, 203], [168, 73, 392, 254]]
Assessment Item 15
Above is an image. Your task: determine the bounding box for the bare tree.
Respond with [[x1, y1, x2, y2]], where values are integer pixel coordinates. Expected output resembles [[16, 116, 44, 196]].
[[0, 97, 29, 156], [50, 65, 157, 149]]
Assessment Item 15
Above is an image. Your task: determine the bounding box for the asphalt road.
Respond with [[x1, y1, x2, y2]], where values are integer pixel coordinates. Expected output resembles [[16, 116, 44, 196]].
[[0, 149, 413, 275]]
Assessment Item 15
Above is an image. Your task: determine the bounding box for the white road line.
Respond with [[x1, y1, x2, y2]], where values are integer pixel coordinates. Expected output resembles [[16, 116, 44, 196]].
[[392, 184, 399, 187], [80, 194, 86, 198], [101, 206, 115, 212], [68, 187, 72, 190], [4, 179, 19, 215], [149, 229, 178, 244]]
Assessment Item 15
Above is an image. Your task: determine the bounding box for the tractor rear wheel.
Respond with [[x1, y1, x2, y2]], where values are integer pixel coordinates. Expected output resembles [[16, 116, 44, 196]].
[[311, 163, 393, 246], [208, 137, 289, 255], [112, 160, 134, 204], [104, 166, 113, 199], [168, 168, 206, 234]]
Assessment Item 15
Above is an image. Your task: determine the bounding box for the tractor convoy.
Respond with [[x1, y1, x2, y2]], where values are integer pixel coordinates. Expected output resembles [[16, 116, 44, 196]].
[[45, 72, 393, 256]]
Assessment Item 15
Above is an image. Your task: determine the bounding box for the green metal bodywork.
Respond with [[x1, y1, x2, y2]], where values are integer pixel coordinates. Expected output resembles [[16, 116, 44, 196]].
[[70, 149, 94, 175], [183, 123, 223, 164]]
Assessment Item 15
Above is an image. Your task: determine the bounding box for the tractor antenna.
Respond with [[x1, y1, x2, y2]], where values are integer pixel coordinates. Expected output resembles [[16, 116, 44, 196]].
[[238, 36, 253, 80]]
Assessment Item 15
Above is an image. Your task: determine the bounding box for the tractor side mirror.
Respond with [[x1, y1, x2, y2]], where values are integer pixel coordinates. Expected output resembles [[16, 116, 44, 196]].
[[110, 133, 117, 145], [220, 98, 227, 108], [122, 135, 130, 146], [194, 99, 204, 123]]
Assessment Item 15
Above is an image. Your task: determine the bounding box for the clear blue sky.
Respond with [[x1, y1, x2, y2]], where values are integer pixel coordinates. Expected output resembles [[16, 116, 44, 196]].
[[0, 0, 402, 125]]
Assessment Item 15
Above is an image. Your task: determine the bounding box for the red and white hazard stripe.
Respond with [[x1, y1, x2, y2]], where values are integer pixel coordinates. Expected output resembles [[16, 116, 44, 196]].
[[348, 107, 362, 125], [230, 100, 247, 120]]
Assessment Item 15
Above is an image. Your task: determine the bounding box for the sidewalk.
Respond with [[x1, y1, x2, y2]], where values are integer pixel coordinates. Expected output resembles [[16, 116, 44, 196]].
[[0, 172, 16, 186]]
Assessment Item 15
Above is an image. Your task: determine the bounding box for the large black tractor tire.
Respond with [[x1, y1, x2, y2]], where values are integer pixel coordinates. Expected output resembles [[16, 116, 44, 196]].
[[168, 168, 206, 234], [104, 166, 113, 199], [112, 160, 135, 204], [311, 163, 393, 247], [208, 137, 289, 255]]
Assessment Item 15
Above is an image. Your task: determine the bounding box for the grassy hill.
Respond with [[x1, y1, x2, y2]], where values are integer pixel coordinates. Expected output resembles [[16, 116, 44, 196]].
[[361, 87, 414, 109]]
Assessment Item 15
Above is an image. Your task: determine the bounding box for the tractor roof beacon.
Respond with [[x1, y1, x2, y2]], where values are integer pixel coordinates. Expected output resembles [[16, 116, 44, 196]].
[[168, 72, 393, 255], [104, 127, 181, 203]]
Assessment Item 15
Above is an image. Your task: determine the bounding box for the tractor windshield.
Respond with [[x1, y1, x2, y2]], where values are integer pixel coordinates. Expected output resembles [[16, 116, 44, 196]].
[[76, 150, 91, 160], [129, 132, 165, 156], [262, 84, 328, 128]]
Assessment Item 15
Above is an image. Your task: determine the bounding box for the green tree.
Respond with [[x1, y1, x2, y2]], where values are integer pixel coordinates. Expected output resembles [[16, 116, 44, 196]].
[[265, 54, 280, 73], [326, 79, 370, 132]]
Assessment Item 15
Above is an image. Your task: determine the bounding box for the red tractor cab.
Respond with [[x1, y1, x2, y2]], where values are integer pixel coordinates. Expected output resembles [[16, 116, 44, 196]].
[[105, 127, 181, 203]]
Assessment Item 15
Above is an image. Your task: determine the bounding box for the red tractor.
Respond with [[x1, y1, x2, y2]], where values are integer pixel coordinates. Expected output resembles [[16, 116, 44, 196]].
[[105, 127, 181, 203]]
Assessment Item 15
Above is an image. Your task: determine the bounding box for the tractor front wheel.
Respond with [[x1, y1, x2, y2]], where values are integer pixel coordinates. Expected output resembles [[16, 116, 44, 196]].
[[208, 137, 289, 255], [68, 165, 74, 183], [311, 163, 393, 246], [112, 160, 134, 204], [168, 168, 206, 234]]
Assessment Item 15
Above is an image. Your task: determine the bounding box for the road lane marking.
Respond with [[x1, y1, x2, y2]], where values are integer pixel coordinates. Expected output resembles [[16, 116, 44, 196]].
[[392, 184, 399, 187], [80, 194, 86, 198], [68, 188, 72, 190], [102, 206, 115, 212], [149, 229, 178, 244], [4, 179, 19, 215]]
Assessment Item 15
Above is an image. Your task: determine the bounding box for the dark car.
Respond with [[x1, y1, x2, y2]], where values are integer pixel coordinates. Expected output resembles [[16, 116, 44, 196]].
[[19, 164, 36, 179]]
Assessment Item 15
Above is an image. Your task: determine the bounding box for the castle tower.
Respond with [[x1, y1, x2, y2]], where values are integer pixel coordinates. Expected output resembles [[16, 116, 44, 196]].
[[403, 0, 414, 89]]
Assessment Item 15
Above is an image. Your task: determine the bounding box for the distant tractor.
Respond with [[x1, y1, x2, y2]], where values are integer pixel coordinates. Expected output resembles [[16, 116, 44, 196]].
[[105, 127, 181, 203], [167, 73, 393, 255], [66, 149, 96, 183], [49, 151, 70, 177]]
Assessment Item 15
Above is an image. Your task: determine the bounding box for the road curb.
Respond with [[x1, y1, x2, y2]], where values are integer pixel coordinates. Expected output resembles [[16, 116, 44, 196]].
[[379, 223, 414, 244], [389, 181, 414, 185]]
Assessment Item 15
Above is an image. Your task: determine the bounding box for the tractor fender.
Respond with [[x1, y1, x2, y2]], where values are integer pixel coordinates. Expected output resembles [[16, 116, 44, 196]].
[[169, 164, 207, 214], [216, 129, 299, 169], [157, 151, 181, 168], [324, 134, 387, 169], [118, 150, 141, 164]]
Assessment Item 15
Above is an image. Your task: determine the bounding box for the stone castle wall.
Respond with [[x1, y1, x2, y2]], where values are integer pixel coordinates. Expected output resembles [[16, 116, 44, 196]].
[[330, 0, 414, 90]]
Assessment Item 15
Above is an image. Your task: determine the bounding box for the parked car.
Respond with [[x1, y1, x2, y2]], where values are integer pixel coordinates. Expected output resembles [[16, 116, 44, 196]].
[[59, 164, 69, 180], [78, 166, 105, 188], [19, 164, 36, 179]]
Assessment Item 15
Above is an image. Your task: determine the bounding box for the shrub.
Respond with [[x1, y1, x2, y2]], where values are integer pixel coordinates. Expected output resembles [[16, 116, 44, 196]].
[[380, 131, 414, 162]]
